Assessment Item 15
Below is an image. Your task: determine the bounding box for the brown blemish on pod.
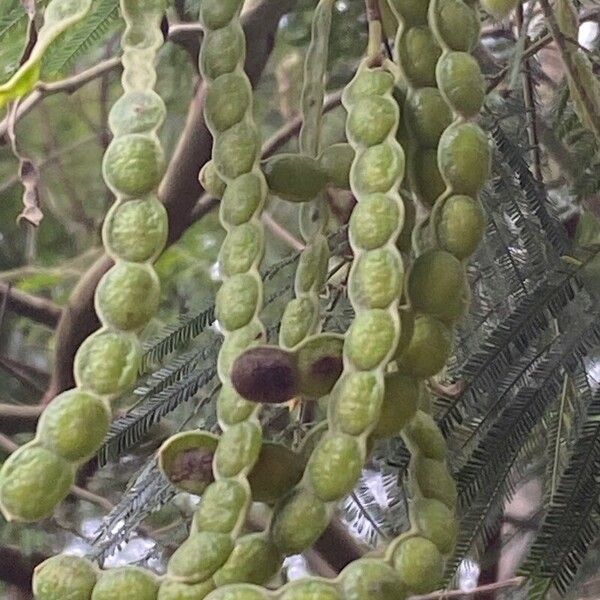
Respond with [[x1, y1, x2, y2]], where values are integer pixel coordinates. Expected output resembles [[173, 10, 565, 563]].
[[169, 449, 215, 487]]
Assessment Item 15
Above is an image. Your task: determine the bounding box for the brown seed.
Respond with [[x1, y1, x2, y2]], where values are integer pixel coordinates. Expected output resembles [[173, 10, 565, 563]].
[[168, 448, 215, 486]]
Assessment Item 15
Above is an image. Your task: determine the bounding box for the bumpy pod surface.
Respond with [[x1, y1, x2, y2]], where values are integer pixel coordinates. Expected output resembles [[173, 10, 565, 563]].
[[33, 556, 98, 600], [2, 0, 168, 525]]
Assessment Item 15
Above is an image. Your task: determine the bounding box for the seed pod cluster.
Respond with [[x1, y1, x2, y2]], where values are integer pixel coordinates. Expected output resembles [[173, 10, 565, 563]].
[[1, 0, 168, 525]]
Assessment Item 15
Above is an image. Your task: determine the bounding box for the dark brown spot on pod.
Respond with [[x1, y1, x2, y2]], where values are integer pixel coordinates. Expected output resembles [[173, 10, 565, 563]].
[[231, 346, 300, 404], [169, 449, 215, 486]]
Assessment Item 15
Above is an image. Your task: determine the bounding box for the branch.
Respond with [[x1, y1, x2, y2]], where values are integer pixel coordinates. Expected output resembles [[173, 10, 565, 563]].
[[408, 577, 525, 599], [43, 0, 298, 404], [0, 281, 62, 328], [0, 403, 42, 434], [0, 545, 46, 590]]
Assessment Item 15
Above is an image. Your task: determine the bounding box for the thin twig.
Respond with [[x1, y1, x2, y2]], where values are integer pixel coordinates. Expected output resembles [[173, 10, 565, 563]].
[[0, 281, 62, 328], [262, 213, 305, 251], [409, 576, 526, 599]]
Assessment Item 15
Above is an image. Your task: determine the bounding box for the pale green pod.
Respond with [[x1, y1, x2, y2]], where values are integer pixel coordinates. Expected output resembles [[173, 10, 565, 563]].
[[436, 0, 480, 52], [158, 579, 216, 600], [344, 68, 395, 104], [200, 161, 227, 199], [217, 322, 264, 377], [213, 121, 260, 180], [396, 315, 452, 378], [205, 71, 251, 132], [103, 133, 165, 197], [412, 497, 458, 554], [217, 387, 255, 427], [37, 390, 110, 462], [340, 558, 407, 600], [74, 330, 141, 395], [414, 456, 457, 508], [96, 262, 160, 332], [91, 568, 158, 600], [262, 154, 329, 203], [352, 143, 405, 195], [279, 580, 342, 600], [219, 222, 263, 276], [270, 489, 329, 554], [199, 23, 246, 81], [413, 148, 446, 207], [397, 26, 441, 87], [371, 373, 419, 439], [349, 248, 403, 309], [220, 173, 264, 226], [213, 534, 281, 586], [103, 196, 168, 263], [33, 555, 97, 600], [436, 194, 486, 259], [295, 333, 344, 398], [216, 274, 260, 332], [307, 433, 363, 501], [405, 87, 452, 149], [318, 143, 355, 189], [480, 0, 520, 18], [347, 95, 399, 147], [392, 536, 443, 594], [349, 193, 401, 251], [438, 122, 491, 196], [167, 532, 234, 583], [405, 411, 446, 460], [279, 297, 318, 349], [436, 51, 485, 117], [204, 585, 268, 600], [199, 0, 242, 30], [108, 90, 166, 136], [194, 479, 249, 533], [0, 444, 74, 522], [295, 236, 330, 294], [214, 422, 262, 477], [390, 0, 429, 24], [345, 309, 397, 371], [333, 372, 384, 435]]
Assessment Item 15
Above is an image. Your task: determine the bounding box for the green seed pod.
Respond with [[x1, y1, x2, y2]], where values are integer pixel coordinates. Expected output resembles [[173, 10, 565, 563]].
[[295, 236, 330, 293], [248, 443, 304, 504], [438, 122, 491, 195], [394, 308, 416, 360], [298, 421, 328, 465], [205, 71, 252, 132], [279, 297, 318, 349], [435, 194, 485, 259], [340, 558, 406, 600], [436, 0, 480, 52], [158, 431, 219, 495], [199, 0, 241, 30], [213, 534, 281, 586], [480, 0, 519, 18], [414, 456, 457, 508], [333, 372, 384, 435], [217, 386, 256, 427], [413, 148, 446, 207], [412, 498, 458, 554], [295, 334, 344, 398], [405, 87, 452, 148], [91, 568, 158, 600], [352, 143, 405, 195], [397, 315, 452, 378], [307, 433, 363, 501], [405, 411, 446, 460], [231, 346, 300, 405], [220, 173, 263, 226], [262, 154, 329, 203], [219, 222, 263, 276], [103, 196, 168, 263], [214, 122, 259, 180], [74, 330, 141, 395], [96, 262, 160, 331], [408, 249, 467, 320], [396, 193, 416, 253], [398, 26, 442, 87], [199, 23, 246, 80], [200, 161, 227, 199], [347, 95, 399, 147], [350, 193, 401, 251], [168, 532, 234, 583], [216, 273, 259, 331], [392, 536, 443, 594], [349, 248, 403, 309], [270, 488, 329, 554], [318, 143, 355, 189], [217, 321, 265, 381], [214, 422, 262, 477], [371, 373, 419, 438], [37, 390, 110, 461], [103, 133, 165, 197], [33, 555, 97, 600], [158, 579, 216, 600], [204, 585, 268, 600], [345, 309, 397, 371], [194, 479, 248, 533], [280, 579, 342, 600], [436, 51, 485, 117], [0, 444, 74, 522], [344, 69, 395, 104], [108, 90, 166, 136]]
